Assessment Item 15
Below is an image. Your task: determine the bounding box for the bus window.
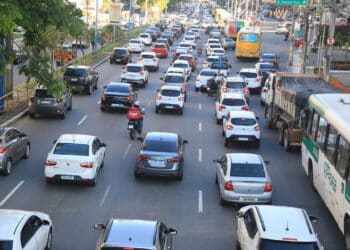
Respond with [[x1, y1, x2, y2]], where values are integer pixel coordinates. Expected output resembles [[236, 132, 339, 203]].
[[316, 117, 328, 151], [336, 136, 350, 178], [325, 126, 339, 165], [310, 111, 320, 140], [239, 34, 259, 42]]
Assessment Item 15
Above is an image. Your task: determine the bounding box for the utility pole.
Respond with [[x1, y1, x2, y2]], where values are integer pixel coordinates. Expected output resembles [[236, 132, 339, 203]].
[[288, 9, 297, 66], [145, 0, 148, 25], [93, 0, 98, 58], [324, 8, 336, 81], [301, 10, 311, 73]]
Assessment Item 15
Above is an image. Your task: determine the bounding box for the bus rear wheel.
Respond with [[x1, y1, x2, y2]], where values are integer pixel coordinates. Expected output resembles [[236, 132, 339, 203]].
[[345, 218, 350, 250]]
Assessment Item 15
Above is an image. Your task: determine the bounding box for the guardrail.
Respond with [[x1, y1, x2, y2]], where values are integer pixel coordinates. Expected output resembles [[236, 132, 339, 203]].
[[0, 81, 35, 113]]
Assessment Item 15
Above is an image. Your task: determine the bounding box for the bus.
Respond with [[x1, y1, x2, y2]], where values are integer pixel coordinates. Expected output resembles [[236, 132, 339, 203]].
[[224, 19, 244, 39], [235, 27, 262, 59], [301, 93, 350, 248]]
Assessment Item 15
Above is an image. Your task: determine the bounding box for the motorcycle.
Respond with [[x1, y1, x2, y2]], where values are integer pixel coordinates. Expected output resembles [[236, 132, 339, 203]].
[[197, 47, 203, 55], [128, 120, 141, 140]]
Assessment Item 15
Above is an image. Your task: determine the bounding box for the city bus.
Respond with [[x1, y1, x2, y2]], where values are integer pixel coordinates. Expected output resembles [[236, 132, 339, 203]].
[[301, 93, 350, 248], [224, 19, 244, 39], [235, 27, 261, 59]]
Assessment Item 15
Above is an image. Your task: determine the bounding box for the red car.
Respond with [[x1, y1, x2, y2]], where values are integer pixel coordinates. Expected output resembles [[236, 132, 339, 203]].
[[152, 43, 168, 58], [178, 54, 197, 72]]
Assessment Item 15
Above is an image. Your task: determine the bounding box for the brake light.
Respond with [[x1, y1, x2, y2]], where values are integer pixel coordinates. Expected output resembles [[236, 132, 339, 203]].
[[244, 88, 249, 94], [254, 125, 261, 131], [264, 182, 272, 192], [178, 96, 184, 101], [45, 160, 57, 167], [196, 76, 200, 81], [241, 105, 249, 111], [122, 69, 127, 74], [80, 162, 93, 168], [168, 157, 180, 163], [261, 88, 268, 93], [255, 78, 261, 82], [137, 57, 142, 62], [30, 97, 35, 102], [226, 124, 233, 130], [138, 155, 149, 161], [222, 87, 227, 93], [0, 146, 6, 154], [139, 71, 145, 75], [156, 95, 162, 100], [224, 181, 234, 190], [101, 94, 106, 101], [218, 105, 225, 111], [56, 98, 62, 103]]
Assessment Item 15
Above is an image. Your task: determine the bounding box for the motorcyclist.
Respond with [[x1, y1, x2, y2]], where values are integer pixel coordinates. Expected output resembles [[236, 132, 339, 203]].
[[197, 43, 203, 55], [127, 101, 143, 134], [207, 76, 219, 94]]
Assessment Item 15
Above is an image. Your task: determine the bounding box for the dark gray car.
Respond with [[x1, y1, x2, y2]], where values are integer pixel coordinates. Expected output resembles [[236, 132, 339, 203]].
[[220, 38, 236, 50], [0, 127, 30, 176], [135, 132, 188, 180], [63, 65, 99, 95]]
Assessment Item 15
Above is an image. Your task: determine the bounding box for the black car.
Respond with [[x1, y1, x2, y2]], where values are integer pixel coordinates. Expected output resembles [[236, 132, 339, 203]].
[[63, 65, 99, 95], [259, 53, 280, 69], [135, 132, 188, 180], [94, 219, 177, 250], [100, 82, 136, 111], [109, 47, 132, 64]]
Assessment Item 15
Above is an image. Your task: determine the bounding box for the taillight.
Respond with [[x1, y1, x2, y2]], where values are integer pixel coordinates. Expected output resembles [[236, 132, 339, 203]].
[[122, 69, 127, 74], [80, 162, 93, 168], [244, 88, 249, 94], [139, 71, 145, 75], [254, 125, 260, 131], [178, 96, 184, 101], [241, 105, 249, 111], [222, 87, 227, 92], [224, 181, 234, 190], [101, 94, 106, 101], [255, 78, 261, 82], [218, 105, 226, 111], [0, 146, 6, 154], [138, 155, 149, 161], [168, 157, 180, 163], [156, 95, 162, 100], [196, 76, 200, 81], [261, 88, 268, 93], [45, 160, 57, 167], [56, 98, 62, 103], [264, 182, 272, 192], [30, 97, 35, 102], [226, 124, 233, 130]]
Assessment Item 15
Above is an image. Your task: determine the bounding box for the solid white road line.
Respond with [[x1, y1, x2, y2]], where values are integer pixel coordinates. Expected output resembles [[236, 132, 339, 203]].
[[199, 122, 202, 132], [123, 144, 131, 158], [0, 180, 24, 207], [199, 104, 202, 110], [97, 100, 101, 105], [77, 115, 87, 125], [198, 190, 203, 213], [99, 185, 111, 207], [198, 149, 202, 162]]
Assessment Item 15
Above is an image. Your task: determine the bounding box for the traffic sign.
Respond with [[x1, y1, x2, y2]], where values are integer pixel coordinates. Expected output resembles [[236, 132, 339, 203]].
[[275, 0, 307, 6], [327, 37, 335, 46]]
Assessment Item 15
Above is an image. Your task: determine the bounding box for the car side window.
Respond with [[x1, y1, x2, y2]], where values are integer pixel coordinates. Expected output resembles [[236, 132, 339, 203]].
[[220, 156, 227, 175], [244, 209, 258, 239], [5, 130, 17, 143], [92, 139, 100, 155], [28, 215, 42, 234], [21, 222, 34, 248], [159, 223, 167, 248]]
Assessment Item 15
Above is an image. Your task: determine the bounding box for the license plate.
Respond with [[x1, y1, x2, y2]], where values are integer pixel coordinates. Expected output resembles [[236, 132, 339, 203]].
[[61, 175, 74, 180], [165, 105, 174, 109], [70, 78, 78, 81], [149, 160, 165, 167], [116, 59, 121, 62], [39, 100, 51, 104], [239, 196, 258, 202], [128, 124, 134, 129], [238, 137, 249, 141], [111, 103, 122, 107]]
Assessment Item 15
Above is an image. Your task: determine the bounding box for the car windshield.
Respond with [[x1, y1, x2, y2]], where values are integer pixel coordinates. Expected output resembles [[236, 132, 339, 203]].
[[179, 44, 191, 48], [259, 239, 318, 250], [200, 71, 217, 76], [164, 75, 184, 83], [178, 56, 191, 61], [161, 89, 181, 97], [0, 241, 13, 250], [64, 68, 87, 77], [231, 117, 256, 126], [144, 139, 177, 152], [154, 44, 165, 48], [211, 63, 229, 69], [213, 49, 224, 53], [226, 82, 246, 89], [230, 163, 265, 177], [206, 58, 218, 63], [262, 55, 276, 60], [113, 49, 126, 55], [53, 143, 89, 156], [130, 40, 141, 44], [106, 85, 129, 93], [240, 72, 257, 78], [140, 34, 149, 38], [259, 64, 275, 70], [210, 44, 221, 48], [173, 63, 187, 69], [127, 66, 142, 72], [34, 89, 54, 98], [142, 54, 154, 59], [222, 98, 245, 106]]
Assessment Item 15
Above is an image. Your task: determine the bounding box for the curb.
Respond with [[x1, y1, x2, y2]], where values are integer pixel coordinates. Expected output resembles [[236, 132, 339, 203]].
[[0, 108, 29, 128]]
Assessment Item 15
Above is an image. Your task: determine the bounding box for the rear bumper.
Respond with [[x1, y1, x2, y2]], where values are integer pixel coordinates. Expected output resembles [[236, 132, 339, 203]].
[[101, 101, 132, 110], [29, 105, 65, 116], [135, 167, 182, 178], [226, 134, 260, 142], [156, 104, 183, 110], [222, 190, 272, 204]]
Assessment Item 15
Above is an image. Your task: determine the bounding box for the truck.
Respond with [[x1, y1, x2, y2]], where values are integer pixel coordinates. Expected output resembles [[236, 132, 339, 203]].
[[264, 72, 341, 151], [54, 44, 76, 66]]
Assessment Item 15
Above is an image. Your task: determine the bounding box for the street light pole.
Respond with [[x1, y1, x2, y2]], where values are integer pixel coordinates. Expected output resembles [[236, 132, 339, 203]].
[[94, 0, 98, 58]]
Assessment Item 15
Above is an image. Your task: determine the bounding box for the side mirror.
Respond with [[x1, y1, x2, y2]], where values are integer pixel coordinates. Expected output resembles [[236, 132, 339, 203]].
[[101, 143, 107, 147], [42, 220, 50, 226], [136, 137, 144, 142], [309, 216, 319, 223], [235, 211, 244, 218], [212, 159, 221, 163], [264, 160, 270, 165], [166, 228, 178, 235], [183, 139, 189, 145], [94, 224, 106, 230], [103, 86, 107, 89], [53, 139, 57, 144]]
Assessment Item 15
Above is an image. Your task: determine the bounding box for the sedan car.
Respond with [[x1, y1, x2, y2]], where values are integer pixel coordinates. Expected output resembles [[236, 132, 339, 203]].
[[220, 38, 236, 50], [0, 127, 30, 176], [259, 53, 279, 69], [137, 52, 159, 71], [135, 132, 188, 180], [100, 82, 136, 111], [214, 153, 272, 205], [94, 219, 177, 250], [127, 39, 144, 53], [45, 134, 106, 186], [0, 209, 53, 250]]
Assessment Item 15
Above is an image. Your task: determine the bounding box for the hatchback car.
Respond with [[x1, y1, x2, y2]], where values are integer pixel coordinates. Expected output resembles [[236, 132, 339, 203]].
[[178, 54, 197, 72], [214, 153, 272, 205], [152, 43, 168, 58], [94, 219, 177, 250], [137, 52, 159, 71], [222, 110, 260, 147], [160, 73, 187, 97], [206, 43, 223, 56], [155, 85, 185, 115], [221, 76, 250, 102], [63, 65, 99, 95], [210, 61, 231, 76], [109, 47, 132, 64], [135, 132, 188, 180], [121, 63, 149, 88], [45, 134, 106, 186], [127, 39, 144, 53], [0, 127, 30, 176], [100, 82, 136, 111], [138, 32, 152, 46], [255, 62, 277, 85], [177, 42, 193, 54], [172, 60, 191, 80], [215, 92, 248, 124], [195, 69, 218, 91], [259, 53, 280, 69], [220, 38, 236, 50], [0, 209, 53, 250], [238, 68, 263, 92], [29, 86, 72, 119]]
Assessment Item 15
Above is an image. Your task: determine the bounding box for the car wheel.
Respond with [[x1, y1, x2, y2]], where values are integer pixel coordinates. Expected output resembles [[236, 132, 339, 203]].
[[2, 159, 12, 176], [45, 228, 53, 250], [109, 60, 113, 64], [67, 100, 72, 111], [29, 113, 35, 119], [89, 174, 98, 186], [178, 109, 183, 115], [215, 175, 218, 185], [87, 84, 93, 95], [278, 126, 284, 145], [134, 171, 141, 178], [220, 192, 227, 205], [235, 241, 241, 250], [224, 138, 230, 147], [100, 106, 105, 111], [283, 128, 291, 151], [155, 107, 160, 114], [195, 87, 199, 92], [59, 112, 65, 119], [23, 144, 30, 159], [93, 82, 98, 90], [222, 130, 225, 136], [216, 118, 221, 125], [100, 153, 105, 168], [254, 140, 260, 148]]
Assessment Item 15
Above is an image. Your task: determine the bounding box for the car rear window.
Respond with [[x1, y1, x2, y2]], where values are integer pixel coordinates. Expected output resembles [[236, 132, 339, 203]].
[[200, 71, 217, 76], [130, 40, 141, 44], [127, 66, 142, 72], [206, 58, 219, 63], [173, 63, 187, 69], [64, 68, 87, 77], [154, 44, 165, 48], [213, 49, 224, 53], [106, 85, 129, 93], [164, 75, 184, 83], [179, 44, 191, 48], [0, 240, 13, 250], [142, 54, 154, 59], [53, 143, 89, 156], [259, 239, 318, 250], [161, 89, 181, 97], [34, 89, 54, 98], [231, 117, 256, 126], [113, 49, 126, 55], [262, 55, 276, 60], [140, 34, 149, 38], [240, 72, 257, 78], [210, 44, 221, 48], [144, 139, 177, 152], [178, 56, 191, 61], [259, 64, 275, 70], [230, 163, 265, 177], [222, 98, 245, 106], [211, 63, 229, 69], [226, 82, 246, 89]]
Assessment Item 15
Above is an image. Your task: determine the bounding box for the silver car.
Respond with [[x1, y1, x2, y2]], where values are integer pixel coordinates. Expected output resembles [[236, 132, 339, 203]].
[[214, 153, 272, 205], [221, 76, 250, 102], [0, 127, 30, 176]]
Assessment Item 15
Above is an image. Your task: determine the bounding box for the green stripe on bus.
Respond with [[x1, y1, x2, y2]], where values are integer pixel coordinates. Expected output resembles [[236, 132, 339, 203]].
[[302, 137, 319, 162], [310, 95, 327, 116], [345, 185, 350, 203]]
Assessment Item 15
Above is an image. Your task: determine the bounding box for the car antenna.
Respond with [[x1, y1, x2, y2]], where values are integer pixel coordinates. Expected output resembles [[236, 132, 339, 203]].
[[285, 221, 289, 231]]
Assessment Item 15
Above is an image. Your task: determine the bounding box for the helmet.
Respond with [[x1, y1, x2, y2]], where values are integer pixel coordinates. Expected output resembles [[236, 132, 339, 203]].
[[133, 101, 140, 108]]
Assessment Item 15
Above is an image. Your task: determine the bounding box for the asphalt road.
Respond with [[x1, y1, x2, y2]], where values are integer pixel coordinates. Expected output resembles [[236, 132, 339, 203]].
[[0, 21, 345, 250]]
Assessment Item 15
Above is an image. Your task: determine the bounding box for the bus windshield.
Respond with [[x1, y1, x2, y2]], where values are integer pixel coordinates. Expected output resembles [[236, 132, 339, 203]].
[[239, 33, 259, 42]]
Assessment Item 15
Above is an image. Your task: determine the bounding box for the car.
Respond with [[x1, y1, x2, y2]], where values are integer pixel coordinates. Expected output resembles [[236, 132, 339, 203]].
[[238, 68, 263, 92], [138, 32, 152, 45], [160, 73, 187, 96], [149, 27, 161, 37], [259, 53, 280, 69], [0, 209, 53, 250], [260, 72, 274, 105], [121, 63, 149, 88], [160, 33, 174, 46], [127, 39, 144, 53], [211, 48, 225, 58], [100, 82, 137, 111], [220, 38, 236, 50], [236, 205, 324, 250], [94, 219, 177, 250], [165, 67, 186, 77], [172, 47, 191, 62], [29, 86, 72, 119], [152, 43, 168, 58], [210, 61, 231, 77], [275, 22, 292, 34], [255, 62, 277, 85], [214, 153, 272, 205], [13, 46, 25, 65], [0, 127, 30, 176], [145, 29, 157, 41], [205, 25, 218, 35], [201, 55, 221, 69], [195, 69, 218, 91], [109, 47, 132, 64], [183, 35, 196, 48], [221, 76, 250, 102], [156, 38, 170, 49], [210, 28, 221, 38], [177, 42, 193, 54], [177, 54, 197, 72], [206, 43, 223, 56], [172, 60, 191, 80], [137, 52, 159, 71], [155, 85, 185, 114], [72, 39, 89, 49], [190, 28, 200, 39], [45, 134, 106, 185], [215, 92, 248, 124], [205, 38, 221, 49], [134, 132, 188, 180], [63, 65, 99, 94], [222, 110, 260, 147]]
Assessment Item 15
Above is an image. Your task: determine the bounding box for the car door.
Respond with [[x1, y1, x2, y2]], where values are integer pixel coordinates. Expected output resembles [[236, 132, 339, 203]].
[[20, 219, 38, 250], [241, 209, 258, 249], [14, 129, 26, 158], [5, 129, 21, 162], [27, 215, 49, 250], [218, 155, 228, 192], [93, 138, 104, 168]]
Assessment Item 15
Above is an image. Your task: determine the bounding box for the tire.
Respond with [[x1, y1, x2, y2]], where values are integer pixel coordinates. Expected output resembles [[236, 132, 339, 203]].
[[129, 129, 136, 140], [23, 144, 30, 159], [283, 129, 291, 151], [254, 140, 260, 148], [155, 107, 160, 114], [224, 138, 230, 147], [67, 100, 72, 111], [278, 126, 284, 145], [86, 84, 93, 95], [308, 162, 316, 191], [344, 218, 350, 250], [134, 171, 141, 178], [89, 175, 97, 186], [216, 118, 221, 125], [29, 113, 35, 119], [100, 153, 105, 168], [45, 228, 53, 250], [178, 109, 183, 115], [59, 112, 65, 119], [220, 192, 227, 205], [235, 241, 241, 250], [195, 87, 199, 92], [2, 159, 12, 176], [215, 175, 218, 185]]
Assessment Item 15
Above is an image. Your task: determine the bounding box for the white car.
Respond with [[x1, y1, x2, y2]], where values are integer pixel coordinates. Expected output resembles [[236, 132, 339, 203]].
[[165, 67, 186, 77], [195, 69, 218, 91], [210, 61, 231, 77], [137, 52, 159, 72], [0, 209, 53, 250], [222, 110, 260, 147], [160, 73, 187, 95], [260, 73, 275, 105], [275, 22, 292, 34], [127, 39, 144, 53], [177, 42, 193, 54], [201, 55, 220, 69], [211, 48, 225, 58], [138, 33, 152, 46], [45, 134, 106, 185], [172, 60, 191, 80], [206, 43, 223, 56], [238, 68, 263, 92], [215, 92, 248, 124], [155, 85, 185, 115], [206, 39, 221, 49], [236, 205, 324, 250], [121, 63, 149, 87], [183, 36, 196, 48], [222, 76, 250, 102]]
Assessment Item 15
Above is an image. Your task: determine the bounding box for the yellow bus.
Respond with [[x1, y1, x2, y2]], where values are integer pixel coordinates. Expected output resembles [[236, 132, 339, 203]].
[[235, 27, 262, 59]]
